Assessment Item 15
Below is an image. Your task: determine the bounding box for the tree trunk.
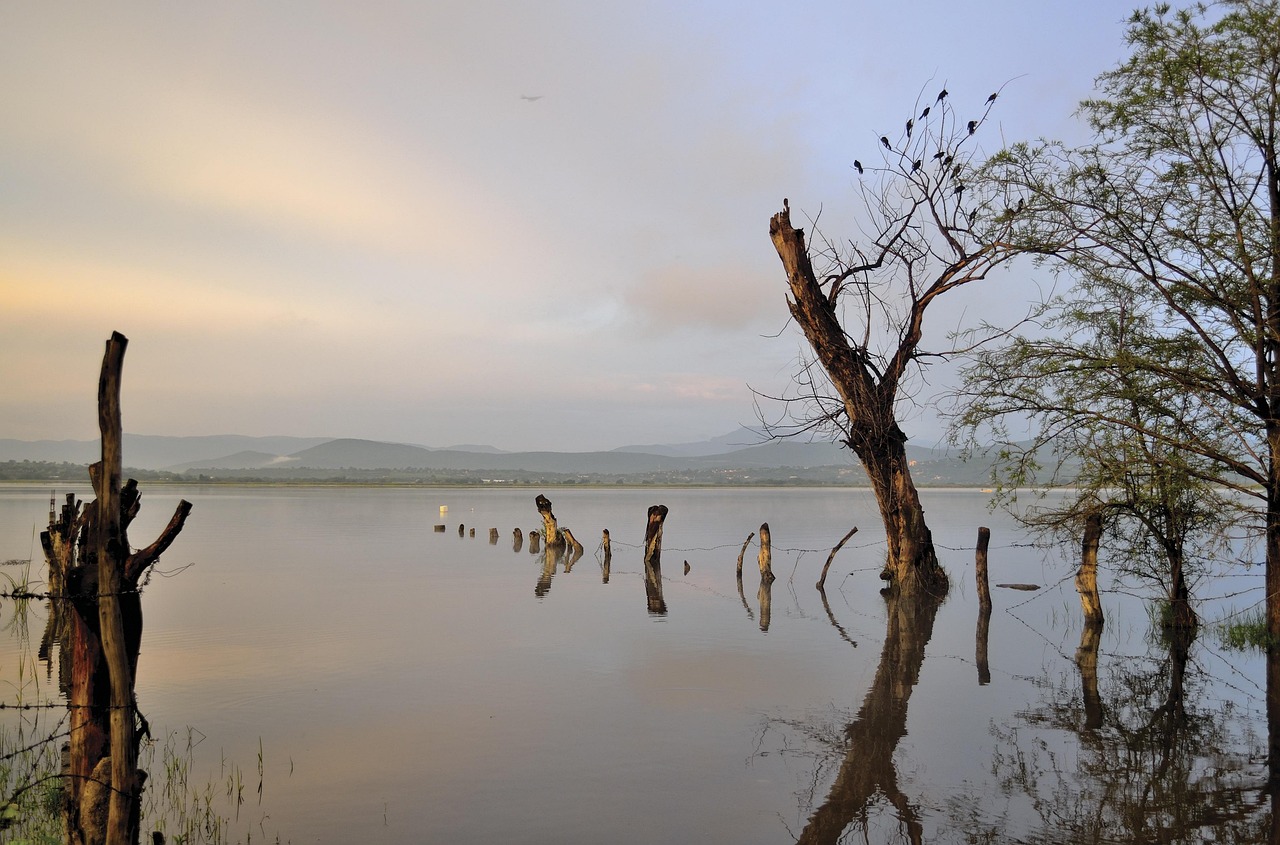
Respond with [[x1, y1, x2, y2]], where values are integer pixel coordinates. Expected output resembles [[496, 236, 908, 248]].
[[41, 333, 192, 845], [1076, 511, 1104, 625], [858, 434, 947, 598], [642, 506, 668, 615]]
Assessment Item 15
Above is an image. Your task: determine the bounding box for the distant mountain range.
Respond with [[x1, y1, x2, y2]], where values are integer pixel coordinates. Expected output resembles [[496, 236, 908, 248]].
[[0, 428, 998, 486]]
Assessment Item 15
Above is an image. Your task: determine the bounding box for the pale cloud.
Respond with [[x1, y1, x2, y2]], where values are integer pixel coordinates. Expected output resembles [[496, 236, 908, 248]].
[[624, 264, 778, 332]]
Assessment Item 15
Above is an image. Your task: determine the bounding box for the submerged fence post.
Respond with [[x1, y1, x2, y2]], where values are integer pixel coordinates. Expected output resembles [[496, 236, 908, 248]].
[[736, 532, 755, 581], [976, 527, 992, 686], [758, 522, 775, 584], [1077, 512, 1104, 625], [817, 527, 858, 591], [975, 527, 992, 611]]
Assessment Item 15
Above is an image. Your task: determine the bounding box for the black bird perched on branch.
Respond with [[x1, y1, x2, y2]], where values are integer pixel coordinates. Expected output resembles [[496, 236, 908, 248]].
[[987, 92, 998, 104], [936, 88, 948, 103], [905, 118, 913, 138], [880, 136, 891, 149], [932, 151, 945, 160], [919, 106, 930, 120], [967, 120, 977, 135], [854, 160, 864, 175], [912, 159, 922, 172], [954, 185, 966, 197]]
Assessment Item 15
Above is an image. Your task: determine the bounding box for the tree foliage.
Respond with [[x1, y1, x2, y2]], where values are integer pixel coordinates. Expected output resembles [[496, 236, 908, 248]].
[[956, 0, 1280, 629]]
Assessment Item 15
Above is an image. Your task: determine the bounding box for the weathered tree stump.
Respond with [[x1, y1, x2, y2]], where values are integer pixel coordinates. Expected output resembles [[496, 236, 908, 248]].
[[758, 522, 775, 583], [1076, 511, 1104, 625], [458, 523, 465, 537], [40, 332, 192, 845], [433, 524, 446, 533], [975, 527, 992, 611], [642, 505, 668, 615], [601, 529, 611, 583], [489, 528, 499, 544], [512, 528, 523, 553], [529, 530, 540, 554], [536, 495, 564, 548]]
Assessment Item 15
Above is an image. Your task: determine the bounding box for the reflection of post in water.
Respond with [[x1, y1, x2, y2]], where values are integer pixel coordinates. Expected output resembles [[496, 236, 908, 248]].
[[798, 592, 942, 844], [975, 527, 992, 686], [40, 333, 192, 845], [757, 576, 773, 632], [535, 540, 563, 598], [601, 530, 611, 583], [642, 505, 668, 615], [1076, 619, 1104, 732]]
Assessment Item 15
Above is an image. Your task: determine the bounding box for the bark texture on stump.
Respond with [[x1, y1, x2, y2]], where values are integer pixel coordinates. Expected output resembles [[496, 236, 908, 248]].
[[536, 495, 563, 548], [642, 505, 668, 615], [1077, 511, 1105, 625], [41, 333, 192, 845]]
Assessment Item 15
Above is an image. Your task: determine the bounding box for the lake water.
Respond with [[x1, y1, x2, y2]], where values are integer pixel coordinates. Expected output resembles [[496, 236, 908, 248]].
[[0, 483, 1272, 843]]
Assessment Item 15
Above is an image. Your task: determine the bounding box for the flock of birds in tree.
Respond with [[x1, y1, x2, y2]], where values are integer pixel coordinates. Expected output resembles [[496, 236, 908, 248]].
[[849, 89, 1002, 229]]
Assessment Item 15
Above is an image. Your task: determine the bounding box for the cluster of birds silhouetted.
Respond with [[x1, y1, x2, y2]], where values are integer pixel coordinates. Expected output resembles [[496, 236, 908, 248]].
[[848, 88, 1004, 228]]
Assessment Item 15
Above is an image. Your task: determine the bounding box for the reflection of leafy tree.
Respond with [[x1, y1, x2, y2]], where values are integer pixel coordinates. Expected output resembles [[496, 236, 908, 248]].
[[969, 632, 1267, 843]]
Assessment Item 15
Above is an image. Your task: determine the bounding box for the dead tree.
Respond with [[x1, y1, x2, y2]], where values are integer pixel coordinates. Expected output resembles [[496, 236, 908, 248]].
[[40, 332, 191, 845], [536, 495, 563, 549], [642, 505, 668, 615], [766, 90, 1026, 599]]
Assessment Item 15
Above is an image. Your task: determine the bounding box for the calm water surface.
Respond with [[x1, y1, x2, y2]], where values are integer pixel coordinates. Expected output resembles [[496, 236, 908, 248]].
[[0, 484, 1271, 842]]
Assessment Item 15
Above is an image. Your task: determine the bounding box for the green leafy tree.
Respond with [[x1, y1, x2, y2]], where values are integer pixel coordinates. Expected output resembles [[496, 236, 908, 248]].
[[959, 0, 1280, 631]]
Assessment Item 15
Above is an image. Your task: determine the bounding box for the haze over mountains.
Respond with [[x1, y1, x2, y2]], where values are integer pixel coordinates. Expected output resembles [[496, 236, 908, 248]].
[[0, 428, 994, 486]]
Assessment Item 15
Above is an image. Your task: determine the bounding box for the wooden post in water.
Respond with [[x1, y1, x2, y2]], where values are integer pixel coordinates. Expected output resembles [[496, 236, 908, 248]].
[[817, 527, 858, 591], [458, 523, 465, 537], [536, 494, 564, 548], [529, 530, 540, 554], [512, 528, 523, 552], [975, 527, 992, 686], [41, 332, 192, 845], [1076, 511, 1104, 625], [642, 505, 669, 614], [736, 532, 755, 580], [489, 528, 499, 544], [758, 522, 775, 583], [975, 527, 992, 611], [601, 529, 612, 583]]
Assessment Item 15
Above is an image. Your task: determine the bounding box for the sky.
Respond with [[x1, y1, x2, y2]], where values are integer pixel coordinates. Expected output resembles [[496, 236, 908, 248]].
[[0, 1, 1140, 452]]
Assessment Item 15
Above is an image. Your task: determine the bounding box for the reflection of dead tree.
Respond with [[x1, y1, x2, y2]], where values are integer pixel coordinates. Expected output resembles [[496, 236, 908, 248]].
[[642, 506, 668, 615], [758, 578, 773, 633], [41, 333, 192, 845], [796, 593, 942, 844]]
